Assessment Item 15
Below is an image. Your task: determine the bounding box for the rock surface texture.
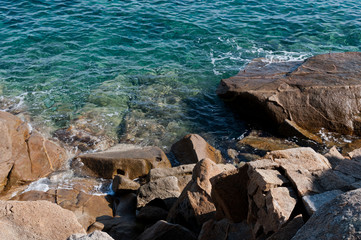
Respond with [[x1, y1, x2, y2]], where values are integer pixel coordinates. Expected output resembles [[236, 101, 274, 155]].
[[217, 52, 361, 136], [292, 189, 361, 240], [0, 111, 68, 193], [77, 146, 171, 179], [0, 200, 85, 240]]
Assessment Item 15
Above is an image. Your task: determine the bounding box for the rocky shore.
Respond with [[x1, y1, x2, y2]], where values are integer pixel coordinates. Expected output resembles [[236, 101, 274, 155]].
[[1, 52, 361, 240]]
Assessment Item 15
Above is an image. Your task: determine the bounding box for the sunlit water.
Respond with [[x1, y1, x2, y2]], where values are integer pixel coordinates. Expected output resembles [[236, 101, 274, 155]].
[[1, 0, 360, 150]]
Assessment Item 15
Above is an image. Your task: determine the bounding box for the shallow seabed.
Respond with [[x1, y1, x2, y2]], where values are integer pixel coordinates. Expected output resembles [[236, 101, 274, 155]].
[[0, 0, 360, 150]]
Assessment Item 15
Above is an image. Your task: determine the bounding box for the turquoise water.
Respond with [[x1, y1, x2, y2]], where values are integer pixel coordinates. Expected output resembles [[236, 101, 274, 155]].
[[0, 0, 360, 149]]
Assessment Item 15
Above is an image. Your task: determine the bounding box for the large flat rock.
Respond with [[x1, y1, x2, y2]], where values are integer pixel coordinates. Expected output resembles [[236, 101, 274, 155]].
[[217, 52, 361, 136]]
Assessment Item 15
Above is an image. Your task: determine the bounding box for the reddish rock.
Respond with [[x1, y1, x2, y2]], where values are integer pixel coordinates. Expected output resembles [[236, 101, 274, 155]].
[[211, 165, 249, 222], [0, 111, 68, 192], [112, 175, 140, 194], [0, 200, 85, 240], [78, 146, 171, 179], [217, 52, 361, 136], [171, 134, 223, 164], [167, 158, 223, 232]]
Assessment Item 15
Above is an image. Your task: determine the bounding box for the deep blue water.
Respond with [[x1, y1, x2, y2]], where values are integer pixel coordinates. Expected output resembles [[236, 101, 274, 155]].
[[0, 0, 360, 148]]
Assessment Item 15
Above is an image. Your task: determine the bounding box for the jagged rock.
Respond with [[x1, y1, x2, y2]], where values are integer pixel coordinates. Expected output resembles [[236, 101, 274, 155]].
[[68, 231, 114, 240], [292, 189, 361, 239], [137, 220, 197, 240], [137, 176, 181, 208], [167, 158, 223, 233], [77, 146, 171, 179], [324, 146, 345, 167], [334, 158, 361, 180], [0, 111, 68, 193], [0, 200, 85, 240], [278, 119, 322, 143], [302, 190, 343, 216], [171, 134, 223, 164], [112, 175, 140, 193], [148, 164, 195, 192], [267, 215, 304, 240], [217, 52, 361, 136], [198, 219, 252, 240], [211, 165, 249, 222]]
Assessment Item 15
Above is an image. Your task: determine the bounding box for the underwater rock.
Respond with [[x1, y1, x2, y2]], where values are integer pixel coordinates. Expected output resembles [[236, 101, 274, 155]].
[[217, 52, 361, 137]]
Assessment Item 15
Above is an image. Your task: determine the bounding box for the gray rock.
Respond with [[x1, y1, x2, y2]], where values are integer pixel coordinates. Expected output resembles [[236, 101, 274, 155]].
[[302, 190, 343, 216], [137, 220, 196, 240], [292, 189, 361, 240], [68, 231, 114, 240]]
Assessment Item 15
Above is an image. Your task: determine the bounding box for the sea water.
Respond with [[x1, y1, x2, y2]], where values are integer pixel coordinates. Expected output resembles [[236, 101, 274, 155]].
[[1, 0, 360, 150]]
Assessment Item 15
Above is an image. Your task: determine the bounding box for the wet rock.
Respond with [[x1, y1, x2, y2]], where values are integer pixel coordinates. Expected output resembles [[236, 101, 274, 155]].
[[198, 219, 252, 240], [167, 158, 223, 233], [112, 175, 140, 194], [302, 190, 343, 216], [217, 52, 361, 136], [0, 111, 68, 193], [267, 215, 304, 240], [78, 146, 171, 179], [292, 189, 361, 240], [211, 165, 249, 222], [0, 200, 85, 240], [278, 119, 322, 143], [54, 126, 114, 152], [137, 176, 180, 208], [68, 231, 114, 240], [237, 131, 299, 152], [171, 134, 223, 164], [137, 220, 197, 240]]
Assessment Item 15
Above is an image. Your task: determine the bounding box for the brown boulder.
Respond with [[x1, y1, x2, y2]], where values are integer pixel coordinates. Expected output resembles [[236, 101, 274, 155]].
[[0, 111, 68, 192], [78, 146, 171, 179], [137, 220, 197, 240], [267, 215, 304, 240], [112, 175, 140, 194], [13, 186, 113, 229], [167, 158, 223, 232], [171, 134, 223, 164], [217, 52, 361, 136], [0, 200, 85, 240]]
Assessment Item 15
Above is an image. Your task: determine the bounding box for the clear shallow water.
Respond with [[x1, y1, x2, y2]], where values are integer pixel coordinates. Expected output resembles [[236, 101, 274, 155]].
[[0, 0, 360, 149]]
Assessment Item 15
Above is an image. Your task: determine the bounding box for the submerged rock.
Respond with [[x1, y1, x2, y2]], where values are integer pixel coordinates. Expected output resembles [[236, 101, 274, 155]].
[[217, 52, 361, 137]]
